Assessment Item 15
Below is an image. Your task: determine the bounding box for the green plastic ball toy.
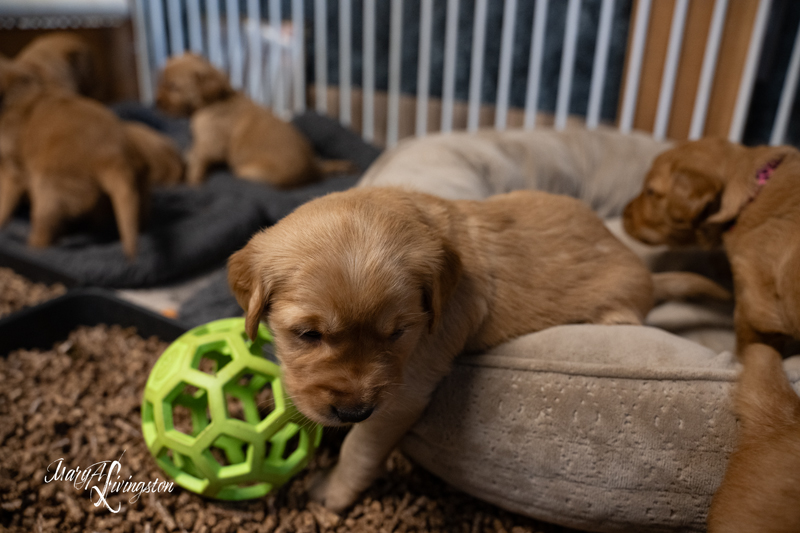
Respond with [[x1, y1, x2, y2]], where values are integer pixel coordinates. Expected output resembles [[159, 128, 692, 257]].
[[141, 318, 323, 500]]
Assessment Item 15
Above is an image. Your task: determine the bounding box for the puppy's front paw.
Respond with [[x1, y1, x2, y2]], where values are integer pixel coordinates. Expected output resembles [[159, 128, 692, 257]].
[[308, 467, 360, 514]]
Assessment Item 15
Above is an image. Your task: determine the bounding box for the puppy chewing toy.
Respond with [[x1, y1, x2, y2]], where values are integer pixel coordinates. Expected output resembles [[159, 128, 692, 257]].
[[141, 318, 322, 500]]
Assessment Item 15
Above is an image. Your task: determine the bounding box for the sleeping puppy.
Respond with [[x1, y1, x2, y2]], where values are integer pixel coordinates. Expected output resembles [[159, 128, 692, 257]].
[[707, 343, 800, 532], [156, 53, 349, 188], [14, 32, 99, 97], [358, 125, 672, 218], [123, 122, 185, 187], [228, 187, 729, 512], [0, 61, 145, 258], [623, 138, 800, 353]]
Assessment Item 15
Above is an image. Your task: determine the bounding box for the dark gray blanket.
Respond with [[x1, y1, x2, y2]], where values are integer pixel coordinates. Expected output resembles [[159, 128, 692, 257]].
[[0, 106, 381, 289]]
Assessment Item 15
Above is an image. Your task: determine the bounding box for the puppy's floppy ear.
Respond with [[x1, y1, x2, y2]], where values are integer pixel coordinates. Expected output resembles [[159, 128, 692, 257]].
[[228, 245, 272, 341], [196, 66, 233, 105], [667, 170, 722, 226], [0, 59, 37, 100], [706, 145, 796, 225], [421, 240, 462, 334]]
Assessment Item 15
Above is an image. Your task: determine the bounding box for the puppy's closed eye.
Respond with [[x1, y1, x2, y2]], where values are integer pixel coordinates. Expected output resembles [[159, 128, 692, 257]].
[[298, 330, 323, 343], [388, 327, 406, 341]]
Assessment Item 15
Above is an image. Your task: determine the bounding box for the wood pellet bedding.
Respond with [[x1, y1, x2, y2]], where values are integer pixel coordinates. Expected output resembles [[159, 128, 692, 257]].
[[0, 266, 67, 319], [0, 325, 585, 533]]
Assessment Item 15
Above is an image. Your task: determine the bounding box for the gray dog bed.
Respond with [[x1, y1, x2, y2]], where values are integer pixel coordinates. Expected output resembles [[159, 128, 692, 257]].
[[0, 107, 380, 288]]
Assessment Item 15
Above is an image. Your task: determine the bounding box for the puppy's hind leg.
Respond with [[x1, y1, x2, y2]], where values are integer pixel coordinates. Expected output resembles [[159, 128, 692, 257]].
[[28, 180, 64, 248], [0, 163, 26, 228], [101, 168, 140, 259], [186, 149, 212, 185]]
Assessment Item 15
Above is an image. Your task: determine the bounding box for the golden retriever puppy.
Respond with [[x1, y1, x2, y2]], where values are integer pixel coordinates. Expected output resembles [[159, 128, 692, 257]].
[[228, 187, 729, 512], [708, 343, 800, 533], [624, 138, 800, 353], [123, 122, 184, 186], [14, 32, 98, 96], [0, 61, 144, 258], [156, 53, 338, 188]]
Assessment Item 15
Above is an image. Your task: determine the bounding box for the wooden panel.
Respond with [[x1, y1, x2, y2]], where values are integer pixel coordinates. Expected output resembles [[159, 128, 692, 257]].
[[665, 0, 715, 139], [622, 0, 761, 140], [626, 0, 675, 133], [702, 0, 761, 138]]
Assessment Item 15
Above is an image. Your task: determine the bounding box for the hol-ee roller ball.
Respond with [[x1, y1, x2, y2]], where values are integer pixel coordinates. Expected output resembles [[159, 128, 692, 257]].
[[141, 318, 323, 500]]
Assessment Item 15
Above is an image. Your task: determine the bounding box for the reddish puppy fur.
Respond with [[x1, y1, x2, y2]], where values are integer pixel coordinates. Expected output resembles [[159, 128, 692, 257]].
[[624, 138, 800, 354], [156, 53, 338, 188], [0, 61, 146, 258], [14, 32, 99, 97], [123, 122, 185, 187], [228, 187, 727, 512], [708, 343, 800, 533]]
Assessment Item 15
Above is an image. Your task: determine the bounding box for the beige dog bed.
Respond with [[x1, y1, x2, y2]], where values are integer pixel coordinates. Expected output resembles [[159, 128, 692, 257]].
[[359, 126, 800, 532]]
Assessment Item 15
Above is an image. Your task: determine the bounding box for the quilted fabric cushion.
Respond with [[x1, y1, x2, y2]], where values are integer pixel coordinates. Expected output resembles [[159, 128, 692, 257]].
[[402, 325, 800, 532]]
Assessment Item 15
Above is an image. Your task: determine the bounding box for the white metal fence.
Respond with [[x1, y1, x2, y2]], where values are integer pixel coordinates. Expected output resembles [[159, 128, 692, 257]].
[[133, 0, 800, 148]]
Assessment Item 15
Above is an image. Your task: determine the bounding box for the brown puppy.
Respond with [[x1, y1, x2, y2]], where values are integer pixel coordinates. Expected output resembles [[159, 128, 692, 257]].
[[123, 122, 185, 187], [708, 343, 800, 532], [14, 32, 99, 96], [228, 187, 728, 512], [0, 61, 144, 258], [624, 138, 800, 353], [156, 53, 333, 188]]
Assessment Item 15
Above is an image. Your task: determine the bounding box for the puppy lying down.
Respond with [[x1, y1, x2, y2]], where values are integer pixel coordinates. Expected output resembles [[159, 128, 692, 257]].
[[228, 187, 728, 512]]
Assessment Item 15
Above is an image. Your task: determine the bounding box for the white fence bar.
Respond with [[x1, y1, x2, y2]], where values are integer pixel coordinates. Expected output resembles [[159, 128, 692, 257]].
[[246, 0, 262, 100], [339, 0, 352, 126], [269, 0, 285, 114], [314, 0, 327, 113], [555, 0, 581, 130], [132, 0, 153, 103], [653, 0, 688, 141], [166, 0, 184, 56], [441, 0, 460, 133], [619, 0, 651, 133], [292, 0, 306, 113], [147, 0, 168, 69], [415, 0, 433, 137], [524, 0, 548, 129], [387, 0, 403, 147], [467, 0, 488, 132], [729, 0, 772, 142], [206, 0, 224, 69], [186, 0, 203, 54], [770, 24, 800, 145], [689, 0, 728, 140], [495, 0, 517, 130], [586, 0, 614, 130], [362, 0, 376, 141], [226, 0, 243, 88]]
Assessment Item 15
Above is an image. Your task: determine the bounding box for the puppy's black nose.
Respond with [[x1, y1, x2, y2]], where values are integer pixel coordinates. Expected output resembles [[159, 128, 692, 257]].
[[332, 405, 374, 423]]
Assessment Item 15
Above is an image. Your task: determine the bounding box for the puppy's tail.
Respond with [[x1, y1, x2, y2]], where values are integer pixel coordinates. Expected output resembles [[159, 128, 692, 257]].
[[736, 343, 800, 433], [318, 159, 359, 175], [651, 271, 732, 303]]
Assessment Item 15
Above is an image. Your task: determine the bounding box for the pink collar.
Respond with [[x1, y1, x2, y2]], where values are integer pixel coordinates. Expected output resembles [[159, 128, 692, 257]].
[[724, 157, 783, 234], [755, 158, 781, 188]]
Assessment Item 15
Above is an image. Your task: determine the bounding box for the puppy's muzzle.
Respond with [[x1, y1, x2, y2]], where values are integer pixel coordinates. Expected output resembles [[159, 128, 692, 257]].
[[331, 404, 375, 424]]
